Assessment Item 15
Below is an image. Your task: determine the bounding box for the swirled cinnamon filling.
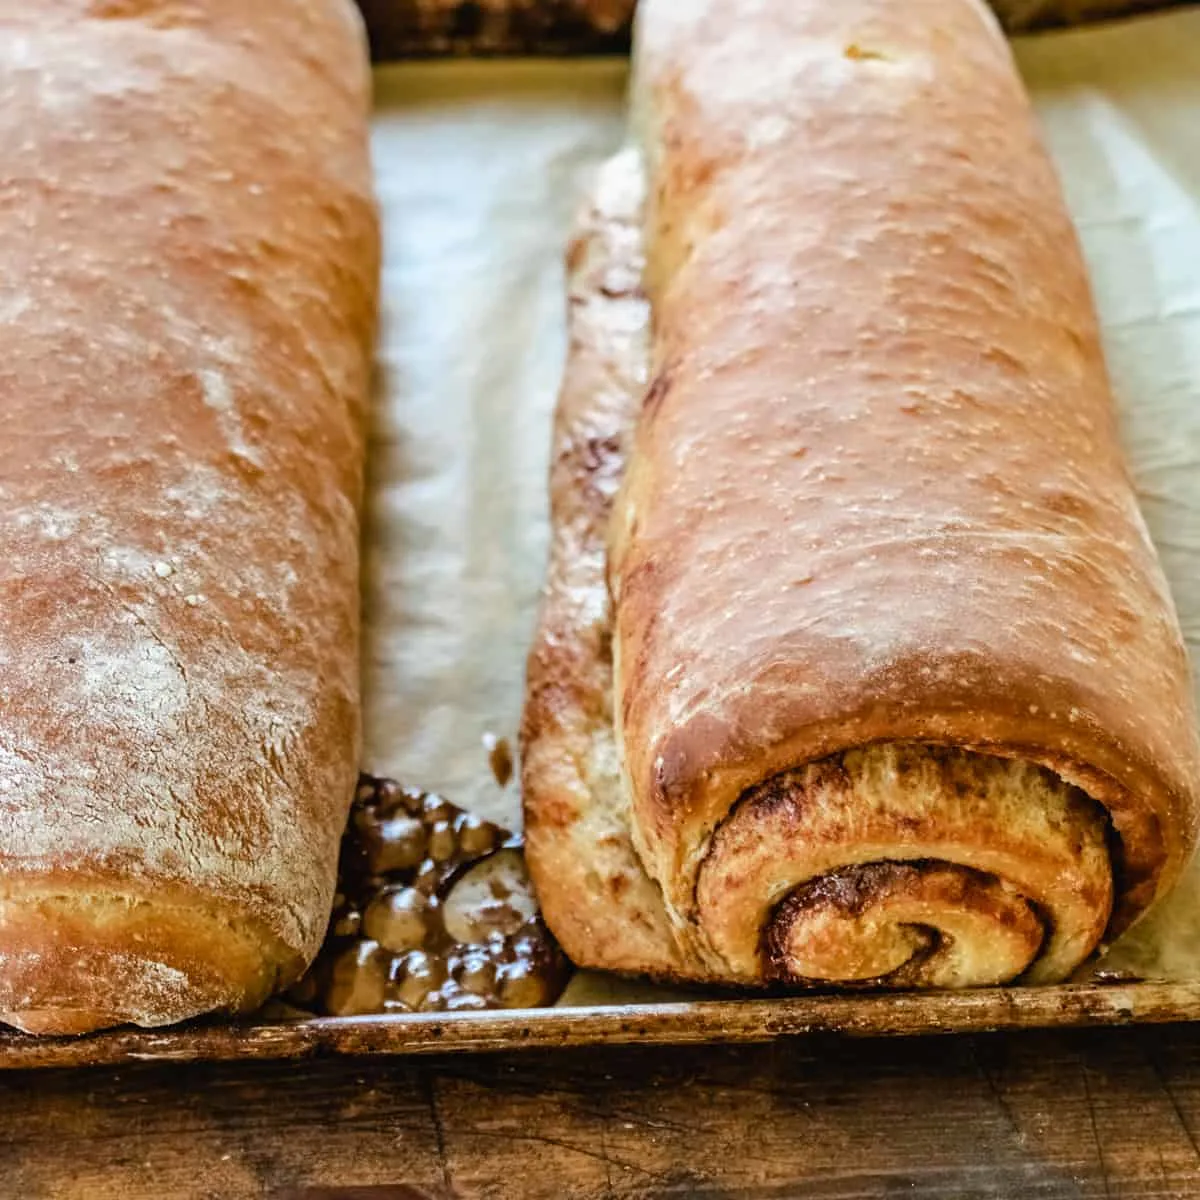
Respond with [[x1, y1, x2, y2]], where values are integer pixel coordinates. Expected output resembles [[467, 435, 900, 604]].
[[697, 743, 1113, 988]]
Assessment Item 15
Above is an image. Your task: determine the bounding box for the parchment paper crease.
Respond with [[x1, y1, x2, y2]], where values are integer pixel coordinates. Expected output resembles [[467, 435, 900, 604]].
[[364, 9, 1200, 1002]]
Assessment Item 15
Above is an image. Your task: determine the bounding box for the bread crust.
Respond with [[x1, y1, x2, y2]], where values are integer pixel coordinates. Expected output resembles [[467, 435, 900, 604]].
[[521, 151, 684, 978], [522, 0, 1200, 989], [0, 0, 379, 1032]]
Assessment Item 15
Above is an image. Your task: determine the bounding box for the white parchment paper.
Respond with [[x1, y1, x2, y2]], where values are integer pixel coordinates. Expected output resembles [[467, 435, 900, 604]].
[[363, 9, 1200, 997]]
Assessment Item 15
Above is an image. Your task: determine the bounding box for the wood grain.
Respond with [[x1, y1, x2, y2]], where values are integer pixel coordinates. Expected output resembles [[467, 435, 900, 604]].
[[6, 1026, 1200, 1197], [356, 0, 1194, 59]]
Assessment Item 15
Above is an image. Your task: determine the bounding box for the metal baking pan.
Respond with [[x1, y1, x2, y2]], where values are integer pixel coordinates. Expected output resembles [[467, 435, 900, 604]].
[[3, 984, 1200, 1071], [5, 7, 1200, 1068]]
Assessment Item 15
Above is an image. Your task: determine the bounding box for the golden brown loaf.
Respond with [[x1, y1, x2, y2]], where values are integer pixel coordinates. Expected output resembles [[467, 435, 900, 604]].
[[522, 0, 1200, 989], [0, 0, 379, 1033]]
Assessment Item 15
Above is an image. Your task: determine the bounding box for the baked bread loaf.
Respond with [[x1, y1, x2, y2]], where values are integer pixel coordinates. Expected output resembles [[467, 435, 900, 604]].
[[0, 0, 379, 1033], [522, 0, 1200, 988]]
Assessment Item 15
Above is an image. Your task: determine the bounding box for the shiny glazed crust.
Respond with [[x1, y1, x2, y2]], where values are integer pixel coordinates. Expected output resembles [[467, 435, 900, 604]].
[[522, 0, 1200, 989], [0, 0, 379, 1033]]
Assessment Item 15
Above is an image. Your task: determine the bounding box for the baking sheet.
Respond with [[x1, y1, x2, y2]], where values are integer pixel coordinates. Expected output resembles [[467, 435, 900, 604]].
[[364, 8, 1200, 1004], [3, 8, 1199, 1068]]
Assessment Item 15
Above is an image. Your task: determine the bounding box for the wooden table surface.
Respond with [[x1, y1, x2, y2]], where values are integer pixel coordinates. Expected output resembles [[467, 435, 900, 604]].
[[6, 1024, 1200, 1198]]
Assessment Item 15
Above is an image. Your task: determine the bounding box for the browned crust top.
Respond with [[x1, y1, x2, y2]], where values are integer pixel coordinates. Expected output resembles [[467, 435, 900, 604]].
[[0, 0, 379, 1031], [612, 0, 1199, 920]]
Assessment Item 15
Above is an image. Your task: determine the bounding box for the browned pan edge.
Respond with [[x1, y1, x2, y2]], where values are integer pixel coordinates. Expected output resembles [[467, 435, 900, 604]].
[[358, 1, 1195, 60], [2, 982, 1198, 1070]]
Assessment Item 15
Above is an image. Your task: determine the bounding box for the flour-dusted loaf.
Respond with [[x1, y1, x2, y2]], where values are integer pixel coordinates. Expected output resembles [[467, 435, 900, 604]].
[[0, 0, 379, 1034], [522, 0, 1200, 989]]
